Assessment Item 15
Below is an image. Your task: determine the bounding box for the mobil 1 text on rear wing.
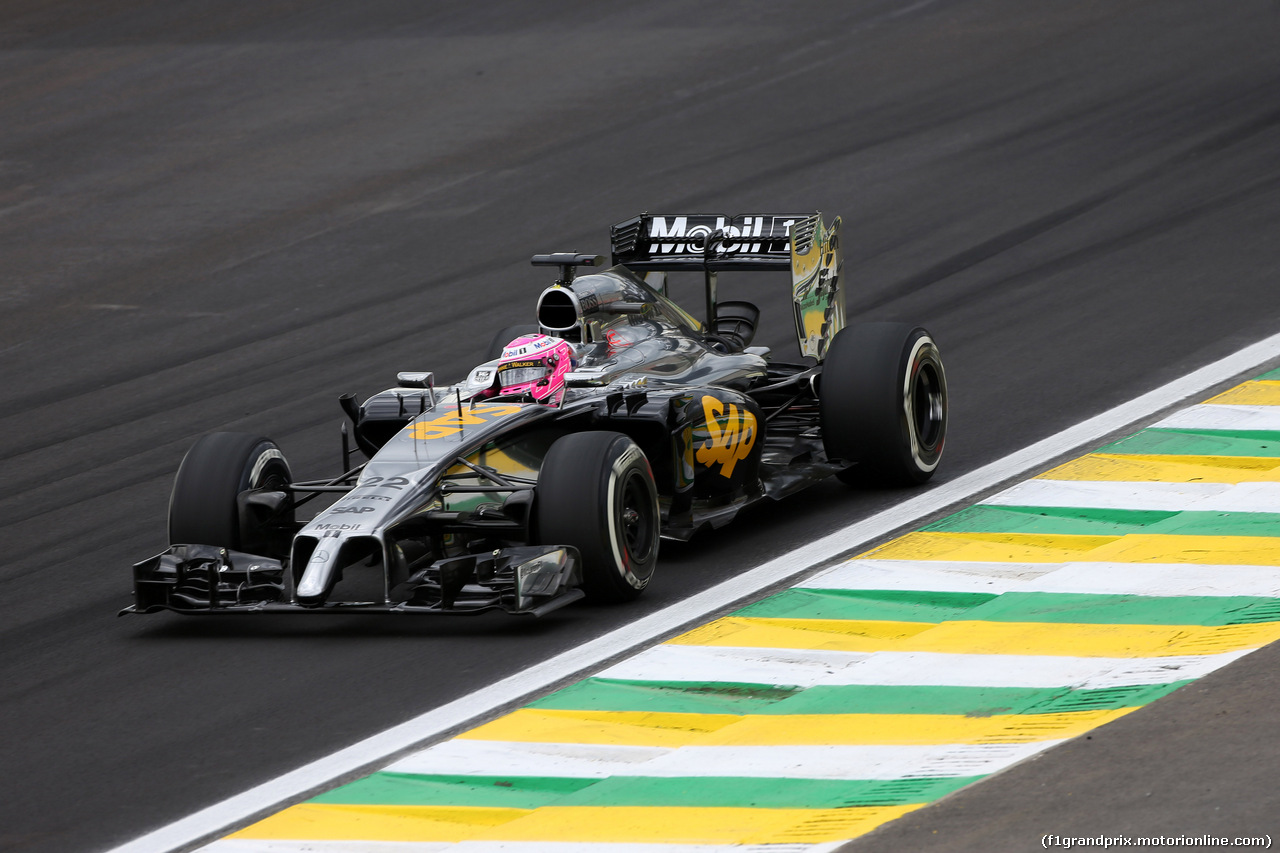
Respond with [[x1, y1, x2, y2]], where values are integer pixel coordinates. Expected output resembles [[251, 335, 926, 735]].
[[610, 213, 811, 270]]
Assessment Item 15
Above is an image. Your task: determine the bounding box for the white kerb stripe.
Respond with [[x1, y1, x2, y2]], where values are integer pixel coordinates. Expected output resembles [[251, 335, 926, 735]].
[[824, 650, 1253, 689], [985, 479, 1280, 514], [1153, 403, 1280, 432], [581, 644, 1252, 690], [386, 740, 670, 779], [389, 739, 1064, 782], [596, 644, 872, 687], [803, 560, 1056, 595], [804, 560, 1280, 599], [1019, 562, 1280, 598], [1189, 481, 1280, 513], [640, 742, 1065, 780], [983, 480, 1233, 511]]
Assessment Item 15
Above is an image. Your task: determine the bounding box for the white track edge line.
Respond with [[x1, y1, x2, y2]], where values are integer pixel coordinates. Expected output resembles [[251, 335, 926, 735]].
[[107, 330, 1280, 853]]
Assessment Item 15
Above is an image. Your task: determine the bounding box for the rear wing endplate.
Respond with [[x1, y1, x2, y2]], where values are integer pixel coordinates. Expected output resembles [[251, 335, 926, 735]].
[[790, 214, 845, 360]]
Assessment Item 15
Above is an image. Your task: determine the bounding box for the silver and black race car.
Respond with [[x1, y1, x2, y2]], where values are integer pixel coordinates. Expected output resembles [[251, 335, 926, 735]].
[[125, 212, 947, 617]]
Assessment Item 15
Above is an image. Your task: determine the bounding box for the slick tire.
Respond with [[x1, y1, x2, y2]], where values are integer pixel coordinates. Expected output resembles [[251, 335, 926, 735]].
[[486, 324, 541, 361], [168, 432, 293, 551], [535, 431, 659, 603], [820, 323, 947, 486]]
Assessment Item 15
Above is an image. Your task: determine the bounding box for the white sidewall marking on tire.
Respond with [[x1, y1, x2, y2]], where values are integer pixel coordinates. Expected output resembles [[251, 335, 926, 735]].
[[248, 448, 285, 487], [608, 444, 646, 589], [105, 329, 1280, 853]]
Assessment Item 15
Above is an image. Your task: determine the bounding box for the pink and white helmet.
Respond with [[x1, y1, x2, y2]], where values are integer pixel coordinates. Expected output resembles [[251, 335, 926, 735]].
[[494, 334, 575, 403]]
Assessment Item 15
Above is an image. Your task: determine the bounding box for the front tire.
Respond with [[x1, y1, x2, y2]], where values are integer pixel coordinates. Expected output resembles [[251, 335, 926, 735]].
[[168, 432, 293, 553], [535, 431, 659, 602], [820, 323, 947, 486]]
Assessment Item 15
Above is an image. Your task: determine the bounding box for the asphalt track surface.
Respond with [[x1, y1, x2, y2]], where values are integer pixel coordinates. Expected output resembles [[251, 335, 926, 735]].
[[1, 1, 1279, 851]]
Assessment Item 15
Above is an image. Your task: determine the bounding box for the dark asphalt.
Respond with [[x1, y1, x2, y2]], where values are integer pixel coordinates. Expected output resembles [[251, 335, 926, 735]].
[[1, 1, 1278, 851]]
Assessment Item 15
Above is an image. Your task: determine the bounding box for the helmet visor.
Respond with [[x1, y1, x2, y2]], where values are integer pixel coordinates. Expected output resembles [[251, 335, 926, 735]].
[[498, 360, 549, 388]]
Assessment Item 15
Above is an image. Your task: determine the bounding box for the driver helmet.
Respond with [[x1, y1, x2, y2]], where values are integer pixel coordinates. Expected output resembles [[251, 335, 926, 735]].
[[494, 334, 575, 403]]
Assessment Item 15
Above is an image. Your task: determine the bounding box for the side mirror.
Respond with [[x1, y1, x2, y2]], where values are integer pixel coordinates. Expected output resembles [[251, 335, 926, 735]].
[[396, 371, 435, 389]]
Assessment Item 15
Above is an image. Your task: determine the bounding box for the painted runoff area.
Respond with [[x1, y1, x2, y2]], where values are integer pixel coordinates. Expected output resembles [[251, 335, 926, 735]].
[[113, 331, 1280, 853]]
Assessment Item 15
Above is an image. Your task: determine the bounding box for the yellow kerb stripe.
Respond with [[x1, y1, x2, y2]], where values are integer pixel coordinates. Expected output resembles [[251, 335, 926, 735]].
[[1086, 533, 1280, 565], [1205, 381, 1280, 406], [458, 707, 1137, 747], [706, 708, 1134, 745], [858, 531, 1280, 565], [497, 804, 923, 844], [858, 531, 1117, 562], [232, 803, 923, 844], [1040, 453, 1280, 483], [673, 617, 933, 651], [669, 616, 1280, 657], [229, 804, 528, 842], [460, 708, 740, 747]]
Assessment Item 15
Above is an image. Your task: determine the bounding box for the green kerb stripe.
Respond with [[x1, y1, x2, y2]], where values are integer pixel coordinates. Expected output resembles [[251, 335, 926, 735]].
[[559, 774, 984, 808], [725, 589, 1280, 627], [761, 682, 1190, 716], [310, 773, 595, 807], [929, 505, 1280, 537], [1258, 368, 1280, 381], [1100, 428, 1280, 457], [735, 588, 995, 622], [531, 679, 802, 714], [528, 680, 1191, 716], [964, 591, 1280, 626], [314, 773, 987, 809]]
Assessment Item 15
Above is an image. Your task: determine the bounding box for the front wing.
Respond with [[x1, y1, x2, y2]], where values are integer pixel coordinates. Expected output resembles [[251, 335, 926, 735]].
[[122, 543, 583, 617]]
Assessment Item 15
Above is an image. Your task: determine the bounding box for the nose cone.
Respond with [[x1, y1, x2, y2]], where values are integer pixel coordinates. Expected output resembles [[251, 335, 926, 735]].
[[295, 545, 340, 605]]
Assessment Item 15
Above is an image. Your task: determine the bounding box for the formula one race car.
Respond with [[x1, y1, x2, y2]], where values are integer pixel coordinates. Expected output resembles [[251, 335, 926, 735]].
[[125, 213, 947, 617]]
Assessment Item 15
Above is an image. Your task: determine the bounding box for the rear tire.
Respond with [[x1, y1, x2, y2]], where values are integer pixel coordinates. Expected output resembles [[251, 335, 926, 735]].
[[535, 431, 659, 602], [168, 432, 293, 552], [820, 323, 947, 486]]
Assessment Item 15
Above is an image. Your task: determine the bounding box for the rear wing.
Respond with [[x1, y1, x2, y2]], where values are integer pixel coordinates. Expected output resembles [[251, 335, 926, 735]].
[[609, 212, 845, 361], [610, 214, 809, 270]]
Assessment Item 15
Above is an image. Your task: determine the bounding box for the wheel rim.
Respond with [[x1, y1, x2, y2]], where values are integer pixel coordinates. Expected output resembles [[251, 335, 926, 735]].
[[258, 467, 289, 491], [912, 361, 944, 450], [619, 470, 657, 569], [904, 337, 946, 472]]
